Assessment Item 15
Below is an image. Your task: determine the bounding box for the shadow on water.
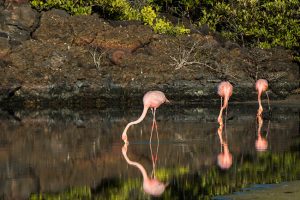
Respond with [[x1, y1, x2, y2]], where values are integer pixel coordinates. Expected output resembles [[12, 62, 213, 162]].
[[0, 104, 299, 199]]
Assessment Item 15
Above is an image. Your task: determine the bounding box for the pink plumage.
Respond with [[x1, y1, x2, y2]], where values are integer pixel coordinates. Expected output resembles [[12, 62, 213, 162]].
[[256, 79, 268, 93], [218, 81, 233, 98], [143, 91, 169, 108]]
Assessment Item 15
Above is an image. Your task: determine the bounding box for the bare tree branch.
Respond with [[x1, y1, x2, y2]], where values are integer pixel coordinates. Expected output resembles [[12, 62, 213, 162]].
[[89, 48, 106, 72]]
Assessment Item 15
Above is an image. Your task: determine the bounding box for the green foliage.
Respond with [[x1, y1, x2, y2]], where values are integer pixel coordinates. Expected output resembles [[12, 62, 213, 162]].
[[94, 0, 140, 20], [140, 5, 190, 35], [30, 0, 92, 15], [199, 0, 300, 50], [141, 5, 157, 26]]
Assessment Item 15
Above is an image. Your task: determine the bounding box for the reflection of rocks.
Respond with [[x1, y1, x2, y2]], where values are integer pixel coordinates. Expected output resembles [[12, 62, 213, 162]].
[[0, 2, 298, 109], [1, 178, 39, 200]]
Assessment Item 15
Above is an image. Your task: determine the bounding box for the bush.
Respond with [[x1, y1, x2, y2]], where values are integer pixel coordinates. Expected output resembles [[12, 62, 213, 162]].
[[30, 0, 93, 15], [198, 0, 300, 50], [140, 5, 190, 34]]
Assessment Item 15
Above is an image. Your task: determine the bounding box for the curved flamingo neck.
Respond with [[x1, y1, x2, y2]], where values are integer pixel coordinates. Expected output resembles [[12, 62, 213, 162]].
[[222, 96, 229, 109], [122, 150, 149, 181], [122, 106, 149, 137]]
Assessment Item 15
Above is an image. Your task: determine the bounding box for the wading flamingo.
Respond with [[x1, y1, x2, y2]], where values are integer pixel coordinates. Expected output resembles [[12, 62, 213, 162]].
[[122, 91, 169, 144], [256, 79, 270, 116], [122, 143, 168, 197], [217, 81, 233, 125]]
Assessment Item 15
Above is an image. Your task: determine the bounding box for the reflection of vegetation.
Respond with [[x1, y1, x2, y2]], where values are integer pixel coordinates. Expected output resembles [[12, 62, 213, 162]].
[[173, 152, 300, 199], [31, 152, 300, 199], [30, 186, 91, 200], [155, 166, 189, 181]]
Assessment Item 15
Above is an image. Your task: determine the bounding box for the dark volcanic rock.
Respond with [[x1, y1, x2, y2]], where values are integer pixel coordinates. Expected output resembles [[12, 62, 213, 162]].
[[0, 3, 298, 109], [0, 37, 10, 58], [0, 1, 38, 46]]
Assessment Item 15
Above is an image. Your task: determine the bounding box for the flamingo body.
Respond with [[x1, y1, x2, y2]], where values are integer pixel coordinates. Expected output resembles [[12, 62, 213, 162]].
[[255, 79, 268, 93], [143, 91, 169, 108], [218, 81, 233, 99]]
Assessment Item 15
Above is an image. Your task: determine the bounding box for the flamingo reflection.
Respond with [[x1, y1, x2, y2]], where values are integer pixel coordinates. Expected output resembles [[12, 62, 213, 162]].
[[255, 115, 270, 152], [217, 122, 233, 170], [121, 119, 168, 197]]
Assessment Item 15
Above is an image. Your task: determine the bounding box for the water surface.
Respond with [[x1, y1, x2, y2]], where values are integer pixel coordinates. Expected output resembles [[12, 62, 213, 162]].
[[0, 104, 299, 199]]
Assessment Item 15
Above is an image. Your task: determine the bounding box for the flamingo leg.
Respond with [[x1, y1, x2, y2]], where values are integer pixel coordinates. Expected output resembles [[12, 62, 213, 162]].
[[218, 97, 224, 126]]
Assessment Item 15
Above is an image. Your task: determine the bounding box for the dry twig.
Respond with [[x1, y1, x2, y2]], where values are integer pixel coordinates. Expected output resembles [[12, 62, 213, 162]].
[[89, 48, 106, 72]]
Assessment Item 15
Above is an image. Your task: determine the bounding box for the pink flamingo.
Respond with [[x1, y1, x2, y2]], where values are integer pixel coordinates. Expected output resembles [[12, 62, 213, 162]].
[[255, 79, 269, 116], [122, 91, 169, 144], [255, 115, 269, 151], [122, 143, 168, 197], [217, 81, 233, 125]]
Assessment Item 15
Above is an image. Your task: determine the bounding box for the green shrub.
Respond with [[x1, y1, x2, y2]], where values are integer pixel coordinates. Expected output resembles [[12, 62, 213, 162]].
[[30, 0, 93, 15], [141, 5, 190, 35], [199, 0, 300, 50]]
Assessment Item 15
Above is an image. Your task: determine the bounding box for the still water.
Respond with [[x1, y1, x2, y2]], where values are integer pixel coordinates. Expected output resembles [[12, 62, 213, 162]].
[[0, 104, 299, 199]]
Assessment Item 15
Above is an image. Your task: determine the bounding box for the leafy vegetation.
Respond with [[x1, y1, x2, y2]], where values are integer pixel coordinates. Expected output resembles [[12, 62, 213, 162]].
[[198, 0, 300, 50]]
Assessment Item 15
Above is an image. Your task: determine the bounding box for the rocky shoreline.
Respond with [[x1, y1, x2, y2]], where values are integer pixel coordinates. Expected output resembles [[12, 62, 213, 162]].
[[0, 0, 299, 109]]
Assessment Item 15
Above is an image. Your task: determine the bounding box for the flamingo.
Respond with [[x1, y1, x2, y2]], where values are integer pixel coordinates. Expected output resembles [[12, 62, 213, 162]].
[[217, 81, 233, 125], [122, 91, 169, 144], [255, 79, 269, 116], [122, 143, 168, 197]]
